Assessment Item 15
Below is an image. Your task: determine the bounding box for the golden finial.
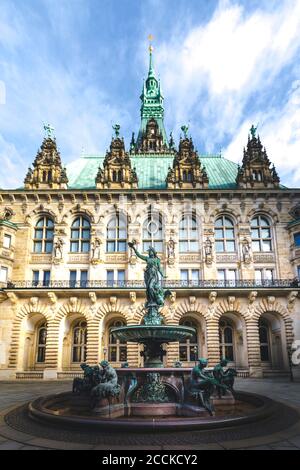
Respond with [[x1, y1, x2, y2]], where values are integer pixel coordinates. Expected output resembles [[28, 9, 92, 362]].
[[148, 34, 154, 53]]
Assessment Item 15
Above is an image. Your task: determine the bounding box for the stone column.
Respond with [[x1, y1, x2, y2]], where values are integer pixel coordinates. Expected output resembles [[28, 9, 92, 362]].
[[245, 318, 262, 377], [166, 342, 179, 366], [44, 318, 60, 373], [205, 318, 220, 367], [86, 318, 100, 365]]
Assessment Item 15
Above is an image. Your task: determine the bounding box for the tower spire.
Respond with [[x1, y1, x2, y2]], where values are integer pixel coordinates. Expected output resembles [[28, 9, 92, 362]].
[[135, 37, 169, 153], [148, 34, 155, 78]]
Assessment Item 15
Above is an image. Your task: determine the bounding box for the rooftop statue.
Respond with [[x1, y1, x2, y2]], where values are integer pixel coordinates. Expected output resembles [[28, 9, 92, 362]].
[[43, 122, 55, 139], [181, 125, 189, 139], [112, 123, 121, 138], [128, 241, 171, 325], [250, 124, 258, 139]]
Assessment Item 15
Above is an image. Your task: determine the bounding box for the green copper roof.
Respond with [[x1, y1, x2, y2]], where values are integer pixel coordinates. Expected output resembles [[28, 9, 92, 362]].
[[66, 153, 239, 190]]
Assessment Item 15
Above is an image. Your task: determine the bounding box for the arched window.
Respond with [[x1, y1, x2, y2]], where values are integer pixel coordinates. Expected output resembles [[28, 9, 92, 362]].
[[259, 319, 270, 362], [215, 216, 236, 253], [143, 213, 163, 252], [72, 320, 87, 363], [70, 216, 91, 253], [179, 214, 199, 252], [33, 216, 54, 253], [251, 216, 272, 252], [36, 322, 47, 363], [106, 214, 127, 252], [179, 319, 198, 362], [108, 319, 127, 362], [219, 319, 234, 362]]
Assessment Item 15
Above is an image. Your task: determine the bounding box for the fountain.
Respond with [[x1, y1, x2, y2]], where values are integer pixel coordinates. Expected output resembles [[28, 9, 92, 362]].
[[27, 243, 275, 432], [111, 241, 196, 368]]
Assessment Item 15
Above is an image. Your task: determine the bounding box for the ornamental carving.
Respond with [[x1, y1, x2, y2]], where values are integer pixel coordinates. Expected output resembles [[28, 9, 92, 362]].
[[236, 127, 280, 189], [24, 129, 68, 190], [216, 254, 238, 263], [166, 134, 209, 189], [253, 253, 275, 263], [95, 127, 138, 189]]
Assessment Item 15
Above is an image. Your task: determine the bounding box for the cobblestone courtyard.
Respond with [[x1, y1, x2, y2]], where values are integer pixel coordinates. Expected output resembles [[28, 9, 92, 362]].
[[0, 378, 300, 450]]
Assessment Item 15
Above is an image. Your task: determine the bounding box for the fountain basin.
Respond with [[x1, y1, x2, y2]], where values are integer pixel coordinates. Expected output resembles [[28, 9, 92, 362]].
[[111, 325, 196, 367], [110, 325, 196, 343]]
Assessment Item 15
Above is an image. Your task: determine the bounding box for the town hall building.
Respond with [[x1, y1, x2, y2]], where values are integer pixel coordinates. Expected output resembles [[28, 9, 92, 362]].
[[0, 45, 300, 380]]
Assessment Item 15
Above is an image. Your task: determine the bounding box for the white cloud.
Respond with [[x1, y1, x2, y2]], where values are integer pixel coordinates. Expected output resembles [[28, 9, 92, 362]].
[[225, 80, 300, 186], [0, 2, 134, 188], [156, 0, 300, 158]]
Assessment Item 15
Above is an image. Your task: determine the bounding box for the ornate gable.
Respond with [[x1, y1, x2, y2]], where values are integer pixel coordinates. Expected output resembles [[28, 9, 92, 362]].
[[95, 125, 138, 189], [24, 125, 68, 190], [166, 127, 209, 189], [236, 126, 280, 189], [136, 118, 169, 154]]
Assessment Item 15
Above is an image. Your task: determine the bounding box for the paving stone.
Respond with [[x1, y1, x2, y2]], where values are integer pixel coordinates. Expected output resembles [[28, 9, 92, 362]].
[[243, 446, 273, 450], [287, 436, 300, 448], [0, 441, 24, 450], [20, 445, 48, 450]]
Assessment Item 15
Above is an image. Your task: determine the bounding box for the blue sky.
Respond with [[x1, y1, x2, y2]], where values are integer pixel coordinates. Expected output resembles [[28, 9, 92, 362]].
[[1, 0, 300, 188]]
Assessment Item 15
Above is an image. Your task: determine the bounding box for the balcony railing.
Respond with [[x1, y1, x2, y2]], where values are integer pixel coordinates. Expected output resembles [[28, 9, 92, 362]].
[[2, 279, 300, 290]]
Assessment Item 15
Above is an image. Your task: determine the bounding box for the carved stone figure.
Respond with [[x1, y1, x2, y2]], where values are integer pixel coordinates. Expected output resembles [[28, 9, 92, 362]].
[[167, 238, 175, 258], [90, 361, 120, 404], [204, 237, 213, 264], [53, 237, 64, 259], [242, 237, 251, 264], [91, 238, 102, 263]]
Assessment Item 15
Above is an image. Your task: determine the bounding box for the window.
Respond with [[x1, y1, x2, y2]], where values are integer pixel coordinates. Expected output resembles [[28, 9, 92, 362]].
[[80, 270, 88, 288], [0, 266, 8, 283], [33, 271, 39, 287], [70, 216, 91, 253], [143, 213, 163, 252], [251, 216, 272, 252], [32, 270, 51, 287], [215, 216, 236, 253], [294, 233, 300, 247], [180, 269, 200, 286], [33, 216, 54, 253], [255, 269, 274, 285], [36, 322, 47, 363], [108, 320, 127, 362], [259, 319, 270, 362], [219, 319, 234, 362], [106, 214, 127, 253], [106, 270, 126, 287], [297, 266, 300, 279], [69, 270, 77, 288], [72, 320, 87, 363], [179, 215, 199, 252], [43, 271, 50, 287], [3, 234, 11, 249], [69, 270, 88, 288], [217, 269, 237, 286], [179, 319, 198, 362]]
